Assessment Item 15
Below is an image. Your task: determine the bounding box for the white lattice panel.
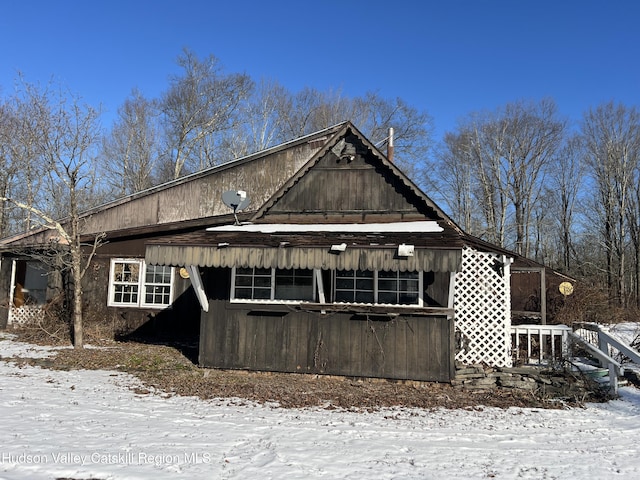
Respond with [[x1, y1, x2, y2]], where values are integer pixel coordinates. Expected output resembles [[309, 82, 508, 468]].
[[454, 246, 512, 367], [8, 305, 45, 326]]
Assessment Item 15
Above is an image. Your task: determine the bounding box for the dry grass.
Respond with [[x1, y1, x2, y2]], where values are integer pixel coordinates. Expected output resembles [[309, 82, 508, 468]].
[[3, 332, 586, 411]]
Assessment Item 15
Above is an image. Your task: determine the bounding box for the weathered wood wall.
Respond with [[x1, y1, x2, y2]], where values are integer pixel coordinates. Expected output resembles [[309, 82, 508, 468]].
[[262, 134, 432, 223], [199, 268, 455, 382], [78, 141, 321, 235]]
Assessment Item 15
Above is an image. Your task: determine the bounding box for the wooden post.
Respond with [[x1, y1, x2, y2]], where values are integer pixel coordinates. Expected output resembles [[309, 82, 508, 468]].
[[608, 363, 619, 395], [540, 267, 547, 325]]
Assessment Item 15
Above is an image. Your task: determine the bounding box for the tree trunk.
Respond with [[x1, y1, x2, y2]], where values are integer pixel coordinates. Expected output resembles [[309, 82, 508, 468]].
[[72, 249, 83, 348]]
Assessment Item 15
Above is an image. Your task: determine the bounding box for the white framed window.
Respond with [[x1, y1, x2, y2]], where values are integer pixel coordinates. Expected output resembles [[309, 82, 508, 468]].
[[333, 270, 422, 306], [231, 267, 315, 303], [108, 259, 174, 308]]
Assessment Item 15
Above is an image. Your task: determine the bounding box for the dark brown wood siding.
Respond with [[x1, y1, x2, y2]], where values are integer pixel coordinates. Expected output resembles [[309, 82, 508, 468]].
[[262, 137, 435, 223], [199, 268, 454, 382]]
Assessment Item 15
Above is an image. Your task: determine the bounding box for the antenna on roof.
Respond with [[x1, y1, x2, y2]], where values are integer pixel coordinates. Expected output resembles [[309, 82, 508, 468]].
[[222, 190, 251, 225]]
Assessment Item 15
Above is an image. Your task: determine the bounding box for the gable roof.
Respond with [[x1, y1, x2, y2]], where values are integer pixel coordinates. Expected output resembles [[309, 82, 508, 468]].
[[1, 123, 348, 247], [144, 123, 466, 272], [252, 122, 464, 234]]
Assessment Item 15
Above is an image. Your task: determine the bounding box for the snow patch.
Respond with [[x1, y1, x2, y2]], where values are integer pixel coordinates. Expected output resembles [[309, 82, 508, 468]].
[[1, 334, 640, 479]]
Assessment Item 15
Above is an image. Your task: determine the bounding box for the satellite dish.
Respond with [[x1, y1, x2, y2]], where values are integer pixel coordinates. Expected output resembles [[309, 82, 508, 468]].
[[222, 190, 250, 225]]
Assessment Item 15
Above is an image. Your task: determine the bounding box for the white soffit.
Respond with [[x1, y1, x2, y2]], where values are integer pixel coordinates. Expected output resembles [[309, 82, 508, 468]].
[[206, 221, 443, 234]]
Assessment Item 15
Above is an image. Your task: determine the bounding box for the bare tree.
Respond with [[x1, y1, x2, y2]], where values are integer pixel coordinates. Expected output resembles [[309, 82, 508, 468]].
[[438, 114, 510, 246], [500, 99, 565, 256], [1, 80, 104, 348], [217, 79, 290, 160], [581, 102, 640, 306], [159, 48, 253, 179], [434, 130, 480, 233], [271, 87, 433, 179], [548, 135, 585, 272], [101, 89, 160, 196], [0, 82, 49, 236], [0, 99, 18, 236], [435, 99, 565, 256]]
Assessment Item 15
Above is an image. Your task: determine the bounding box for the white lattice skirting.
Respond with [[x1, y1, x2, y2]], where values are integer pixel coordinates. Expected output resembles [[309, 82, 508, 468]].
[[8, 305, 46, 326], [454, 246, 512, 367]]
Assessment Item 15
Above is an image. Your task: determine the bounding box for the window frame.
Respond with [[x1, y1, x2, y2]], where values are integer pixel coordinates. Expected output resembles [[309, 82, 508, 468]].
[[231, 266, 317, 304], [230, 266, 423, 308], [107, 259, 175, 309], [333, 269, 423, 307]]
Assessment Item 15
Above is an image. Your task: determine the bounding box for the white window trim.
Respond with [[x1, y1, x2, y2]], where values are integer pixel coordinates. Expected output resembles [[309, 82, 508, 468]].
[[230, 267, 423, 307], [333, 270, 424, 307], [230, 266, 317, 304], [107, 258, 175, 309]]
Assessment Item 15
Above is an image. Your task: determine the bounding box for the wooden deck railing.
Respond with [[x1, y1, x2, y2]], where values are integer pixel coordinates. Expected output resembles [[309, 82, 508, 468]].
[[511, 324, 572, 365]]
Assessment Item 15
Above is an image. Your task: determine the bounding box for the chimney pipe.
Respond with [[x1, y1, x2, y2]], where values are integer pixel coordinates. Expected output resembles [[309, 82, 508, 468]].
[[387, 127, 394, 162]]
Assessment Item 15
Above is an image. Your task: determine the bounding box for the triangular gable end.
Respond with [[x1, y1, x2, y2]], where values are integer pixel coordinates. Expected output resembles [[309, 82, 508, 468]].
[[252, 122, 461, 228]]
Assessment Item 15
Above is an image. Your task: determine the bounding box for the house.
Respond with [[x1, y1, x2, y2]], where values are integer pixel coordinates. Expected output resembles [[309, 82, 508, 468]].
[[0, 122, 570, 382]]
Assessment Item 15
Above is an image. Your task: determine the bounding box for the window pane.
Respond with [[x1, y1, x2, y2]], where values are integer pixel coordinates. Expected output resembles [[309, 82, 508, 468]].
[[235, 287, 253, 299], [115, 284, 139, 304], [235, 276, 252, 287], [356, 278, 374, 290], [335, 290, 353, 303], [114, 262, 139, 283], [334, 270, 374, 304], [112, 261, 140, 305], [275, 269, 314, 301], [233, 267, 274, 300], [355, 290, 375, 303], [142, 265, 173, 306], [399, 292, 419, 305], [378, 291, 397, 304], [376, 271, 419, 305], [378, 279, 397, 291], [254, 287, 272, 299], [254, 276, 271, 287], [335, 277, 354, 289]]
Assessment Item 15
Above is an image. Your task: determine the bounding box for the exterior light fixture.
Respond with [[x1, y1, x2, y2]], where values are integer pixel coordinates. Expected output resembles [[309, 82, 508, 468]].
[[397, 244, 415, 257], [330, 243, 347, 253]]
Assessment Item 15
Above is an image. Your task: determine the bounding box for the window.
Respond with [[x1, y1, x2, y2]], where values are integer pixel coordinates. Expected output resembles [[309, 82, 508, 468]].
[[108, 259, 174, 308], [232, 267, 315, 302], [333, 270, 421, 306], [335, 270, 374, 303], [378, 270, 420, 305]]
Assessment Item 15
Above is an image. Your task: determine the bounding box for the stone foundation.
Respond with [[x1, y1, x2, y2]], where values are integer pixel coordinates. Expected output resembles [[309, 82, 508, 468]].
[[453, 362, 604, 400]]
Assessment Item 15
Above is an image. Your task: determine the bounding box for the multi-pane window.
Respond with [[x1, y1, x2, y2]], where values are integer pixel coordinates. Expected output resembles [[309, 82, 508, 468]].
[[333, 270, 421, 306], [233, 267, 272, 300], [232, 267, 315, 302], [378, 270, 420, 305], [335, 270, 375, 303], [231, 267, 421, 306], [144, 265, 174, 306], [275, 268, 314, 301], [109, 259, 174, 308]]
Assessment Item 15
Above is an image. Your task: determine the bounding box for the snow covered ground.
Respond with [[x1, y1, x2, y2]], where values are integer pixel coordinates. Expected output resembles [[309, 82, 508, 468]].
[[1, 334, 640, 480]]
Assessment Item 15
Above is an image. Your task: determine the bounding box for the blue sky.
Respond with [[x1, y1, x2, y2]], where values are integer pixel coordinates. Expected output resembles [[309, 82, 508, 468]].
[[1, 0, 638, 141]]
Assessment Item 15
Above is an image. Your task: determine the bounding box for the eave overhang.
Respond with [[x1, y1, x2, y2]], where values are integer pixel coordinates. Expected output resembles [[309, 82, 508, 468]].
[[145, 222, 463, 272]]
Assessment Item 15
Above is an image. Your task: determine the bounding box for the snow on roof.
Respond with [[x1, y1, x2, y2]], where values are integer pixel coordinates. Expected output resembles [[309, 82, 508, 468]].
[[206, 221, 443, 234]]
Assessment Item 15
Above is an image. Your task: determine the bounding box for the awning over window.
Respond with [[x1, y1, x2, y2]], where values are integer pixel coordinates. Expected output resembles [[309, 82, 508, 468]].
[[145, 244, 461, 272]]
